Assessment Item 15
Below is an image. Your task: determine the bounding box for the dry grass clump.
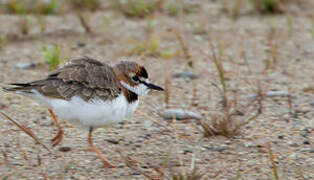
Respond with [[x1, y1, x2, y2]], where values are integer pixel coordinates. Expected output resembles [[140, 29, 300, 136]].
[[126, 33, 179, 58], [4, 0, 58, 14], [169, 168, 205, 180], [126, 34, 162, 56], [222, 0, 309, 18], [0, 35, 8, 50], [249, 0, 306, 14], [163, 0, 200, 17], [249, 0, 284, 14], [198, 43, 263, 138], [111, 0, 162, 18], [17, 16, 32, 35], [199, 84, 263, 138], [111, 0, 199, 18], [1, 0, 101, 14], [69, 0, 101, 11], [40, 44, 63, 70]]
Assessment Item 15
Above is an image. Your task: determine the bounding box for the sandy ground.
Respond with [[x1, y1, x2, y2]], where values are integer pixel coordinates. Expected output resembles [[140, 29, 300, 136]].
[[0, 1, 313, 179]]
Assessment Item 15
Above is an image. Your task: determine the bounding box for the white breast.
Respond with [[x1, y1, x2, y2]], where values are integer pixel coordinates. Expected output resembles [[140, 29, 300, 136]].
[[25, 90, 139, 129]]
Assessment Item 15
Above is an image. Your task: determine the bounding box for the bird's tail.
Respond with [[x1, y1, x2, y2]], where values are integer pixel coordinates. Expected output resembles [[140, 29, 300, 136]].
[[1, 82, 33, 93]]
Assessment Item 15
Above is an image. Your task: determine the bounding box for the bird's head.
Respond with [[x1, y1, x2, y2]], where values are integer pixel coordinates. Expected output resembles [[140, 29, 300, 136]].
[[114, 61, 164, 96]]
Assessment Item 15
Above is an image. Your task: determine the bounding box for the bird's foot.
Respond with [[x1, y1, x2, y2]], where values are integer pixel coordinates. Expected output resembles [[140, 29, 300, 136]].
[[102, 161, 117, 168], [51, 129, 64, 147]]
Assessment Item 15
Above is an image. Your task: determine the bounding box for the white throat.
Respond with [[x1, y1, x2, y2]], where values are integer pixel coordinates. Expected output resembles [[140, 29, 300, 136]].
[[120, 81, 149, 96]]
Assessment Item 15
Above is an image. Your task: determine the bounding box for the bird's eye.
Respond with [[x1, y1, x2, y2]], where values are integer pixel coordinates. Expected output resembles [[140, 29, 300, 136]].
[[131, 76, 139, 82]]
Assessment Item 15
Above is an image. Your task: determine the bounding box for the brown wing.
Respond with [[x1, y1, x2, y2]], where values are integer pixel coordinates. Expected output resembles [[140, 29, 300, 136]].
[[8, 57, 121, 101]]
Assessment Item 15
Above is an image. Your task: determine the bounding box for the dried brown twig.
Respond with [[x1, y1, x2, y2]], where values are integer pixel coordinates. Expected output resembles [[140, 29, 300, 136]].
[[267, 142, 279, 180], [77, 12, 92, 34], [117, 149, 157, 180], [0, 111, 51, 153], [1, 149, 8, 164], [209, 41, 228, 109], [172, 28, 193, 67]]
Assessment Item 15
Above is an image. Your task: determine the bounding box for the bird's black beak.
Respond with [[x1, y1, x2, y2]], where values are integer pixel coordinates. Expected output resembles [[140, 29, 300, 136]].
[[139, 79, 164, 91], [146, 83, 164, 91]]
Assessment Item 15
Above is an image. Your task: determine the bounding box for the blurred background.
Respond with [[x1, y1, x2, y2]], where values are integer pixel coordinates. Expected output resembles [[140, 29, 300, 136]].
[[0, 0, 313, 179]]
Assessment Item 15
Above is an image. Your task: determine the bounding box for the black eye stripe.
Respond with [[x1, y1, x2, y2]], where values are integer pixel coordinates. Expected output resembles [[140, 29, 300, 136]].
[[132, 75, 148, 85], [132, 76, 139, 81]]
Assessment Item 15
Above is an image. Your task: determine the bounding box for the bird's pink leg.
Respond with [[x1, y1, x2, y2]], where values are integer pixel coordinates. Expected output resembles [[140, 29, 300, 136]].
[[88, 127, 116, 168], [48, 109, 64, 147]]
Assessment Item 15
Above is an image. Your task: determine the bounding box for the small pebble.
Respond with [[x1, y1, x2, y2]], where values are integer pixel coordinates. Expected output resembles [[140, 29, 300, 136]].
[[124, 141, 133, 146], [224, 140, 232, 145], [287, 141, 298, 147], [132, 171, 141, 175], [4, 143, 10, 148], [295, 107, 311, 114], [300, 148, 312, 153], [77, 42, 86, 47], [278, 135, 284, 139], [0, 103, 7, 109], [303, 127, 312, 133], [244, 142, 255, 148], [183, 149, 193, 154], [265, 91, 289, 97], [206, 146, 226, 152], [143, 120, 152, 128], [289, 153, 297, 159], [135, 144, 142, 148], [249, 90, 289, 99], [39, 120, 54, 126], [144, 134, 151, 139], [117, 164, 125, 168], [173, 71, 199, 80], [303, 140, 310, 145], [106, 139, 119, 144], [58, 146, 71, 152], [11, 162, 23, 166]]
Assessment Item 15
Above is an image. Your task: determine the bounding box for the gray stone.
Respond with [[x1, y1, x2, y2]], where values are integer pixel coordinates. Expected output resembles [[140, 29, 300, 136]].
[[244, 142, 255, 148], [287, 141, 298, 147], [289, 153, 297, 159], [173, 71, 199, 80], [300, 148, 313, 153], [303, 127, 312, 133], [106, 139, 119, 144], [15, 62, 37, 69], [249, 90, 289, 99], [160, 108, 202, 120], [265, 91, 289, 97], [39, 120, 54, 126], [206, 146, 227, 152]]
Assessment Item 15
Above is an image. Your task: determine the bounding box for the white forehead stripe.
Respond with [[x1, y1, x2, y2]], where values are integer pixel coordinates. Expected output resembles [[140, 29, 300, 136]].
[[139, 77, 150, 84]]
